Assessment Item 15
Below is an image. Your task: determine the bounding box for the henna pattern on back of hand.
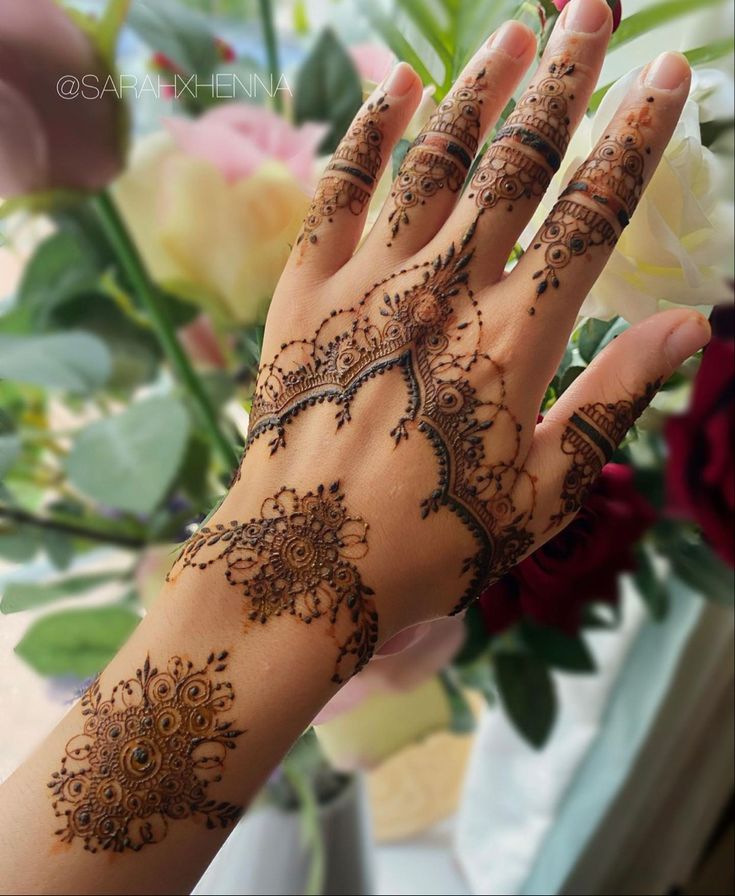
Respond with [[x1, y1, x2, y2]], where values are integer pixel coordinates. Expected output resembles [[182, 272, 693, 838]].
[[548, 380, 660, 529], [246, 220, 537, 618], [169, 483, 378, 683], [48, 652, 242, 853]]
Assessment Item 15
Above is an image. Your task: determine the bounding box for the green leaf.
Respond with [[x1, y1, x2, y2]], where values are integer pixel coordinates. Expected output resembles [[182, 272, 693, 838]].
[[0, 332, 111, 392], [520, 622, 597, 673], [293, 28, 363, 154], [493, 650, 557, 748], [15, 605, 139, 677], [559, 365, 586, 394], [0, 434, 20, 479], [453, 603, 491, 665], [0, 530, 39, 563], [609, 0, 727, 51], [668, 539, 734, 607], [438, 669, 476, 734], [1, 573, 123, 614], [17, 232, 101, 328], [633, 545, 669, 619], [127, 0, 220, 76], [577, 317, 616, 363], [65, 396, 190, 515]]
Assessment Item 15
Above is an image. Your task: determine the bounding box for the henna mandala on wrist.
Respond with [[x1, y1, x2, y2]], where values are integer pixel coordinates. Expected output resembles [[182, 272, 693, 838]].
[[547, 381, 660, 529], [48, 652, 242, 853], [298, 95, 389, 248], [246, 220, 537, 618], [169, 483, 378, 684], [386, 70, 486, 242]]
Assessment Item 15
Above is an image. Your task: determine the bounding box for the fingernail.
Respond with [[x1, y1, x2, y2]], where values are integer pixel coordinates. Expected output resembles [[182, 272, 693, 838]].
[[487, 20, 534, 59], [562, 0, 611, 33], [383, 62, 416, 97], [665, 314, 711, 366], [644, 51, 690, 90]]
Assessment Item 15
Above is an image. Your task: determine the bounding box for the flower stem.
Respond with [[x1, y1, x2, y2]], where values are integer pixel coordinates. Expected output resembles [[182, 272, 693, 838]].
[[0, 505, 145, 550], [92, 190, 239, 472], [258, 0, 283, 114]]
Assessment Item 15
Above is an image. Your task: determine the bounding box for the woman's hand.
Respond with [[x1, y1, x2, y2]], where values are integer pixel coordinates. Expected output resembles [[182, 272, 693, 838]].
[[169, 0, 709, 684]]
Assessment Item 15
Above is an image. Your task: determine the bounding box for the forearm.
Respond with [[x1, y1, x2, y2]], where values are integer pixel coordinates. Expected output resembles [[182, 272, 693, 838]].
[[0, 497, 341, 896]]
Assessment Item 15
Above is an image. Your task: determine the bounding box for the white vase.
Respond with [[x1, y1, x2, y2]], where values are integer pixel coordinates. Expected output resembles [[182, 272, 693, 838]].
[[194, 775, 375, 896]]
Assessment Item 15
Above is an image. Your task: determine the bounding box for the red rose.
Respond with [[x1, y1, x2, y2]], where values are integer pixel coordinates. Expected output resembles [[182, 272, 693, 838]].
[[479, 464, 656, 634], [666, 305, 735, 567]]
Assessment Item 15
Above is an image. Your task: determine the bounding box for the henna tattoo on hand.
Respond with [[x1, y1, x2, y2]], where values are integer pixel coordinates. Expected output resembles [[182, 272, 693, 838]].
[[466, 59, 571, 216], [386, 70, 486, 242], [247, 221, 537, 618], [48, 652, 242, 853], [530, 101, 652, 302], [298, 95, 389, 248], [548, 381, 660, 529], [169, 484, 378, 684]]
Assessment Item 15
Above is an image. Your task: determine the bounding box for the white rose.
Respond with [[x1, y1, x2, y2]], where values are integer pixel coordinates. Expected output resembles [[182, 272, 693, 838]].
[[521, 67, 734, 322]]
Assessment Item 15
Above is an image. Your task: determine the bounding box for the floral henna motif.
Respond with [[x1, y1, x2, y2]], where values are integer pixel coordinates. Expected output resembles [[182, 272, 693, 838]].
[[548, 381, 660, 529], [298, 94, 389, 247], [48, 653, 242, 853], [531, 199, 617, 301], [387, 70, 486, 241], [467, 141, 550, 212], [531, 101, 653, 300], [169, 484, 378, 683], [247, 221, 537, 616], [493, 59, 575, 175]]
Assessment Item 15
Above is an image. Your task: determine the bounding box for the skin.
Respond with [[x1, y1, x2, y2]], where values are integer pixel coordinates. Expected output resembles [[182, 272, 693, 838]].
[[0, 1, 711, 892]]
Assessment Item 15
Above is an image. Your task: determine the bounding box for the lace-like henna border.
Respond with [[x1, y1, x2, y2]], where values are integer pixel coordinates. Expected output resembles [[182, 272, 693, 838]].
[[48, 652, 242, 853]]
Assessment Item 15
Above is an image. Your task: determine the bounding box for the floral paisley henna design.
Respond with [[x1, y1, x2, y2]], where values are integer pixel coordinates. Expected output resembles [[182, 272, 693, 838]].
[[547, 380, 661, 529], [467, 141, 551, 213], [169, 483, 378, 684], [48, 653, 242, 853], [387, 70, 486, 241], [297, 94, 389, 248], [247, 222, 537, 617]]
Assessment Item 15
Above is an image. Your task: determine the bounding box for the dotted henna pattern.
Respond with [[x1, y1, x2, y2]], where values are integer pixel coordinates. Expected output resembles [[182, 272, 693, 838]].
[[548, 381, 661, 529], [246, 220, 536, 617], [387, 69, 486, 241], [298, 94, 390, 248], [48, 653, 242, 853], [169, 483, 378, 683], [530, 100, 652, 302]]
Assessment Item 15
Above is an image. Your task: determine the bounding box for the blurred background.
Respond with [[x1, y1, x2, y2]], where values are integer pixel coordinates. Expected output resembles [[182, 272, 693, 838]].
[[0, 0, 733, 893]]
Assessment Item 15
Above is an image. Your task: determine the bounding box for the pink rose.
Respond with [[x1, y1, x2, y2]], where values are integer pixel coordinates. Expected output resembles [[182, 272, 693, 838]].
[[164, 103, 326, 190], [348, 43, 396, 85], [0, 0, 124, 198], [314, 616, 466, 724]]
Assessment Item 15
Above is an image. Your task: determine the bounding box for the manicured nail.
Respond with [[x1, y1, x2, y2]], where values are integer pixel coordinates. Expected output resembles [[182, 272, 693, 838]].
[[644, 51, 690, 90], [383, 62, 416, 97], [487, 20, 534, 59], [562, 0, 611, 33], [665, 314, 711, 366]]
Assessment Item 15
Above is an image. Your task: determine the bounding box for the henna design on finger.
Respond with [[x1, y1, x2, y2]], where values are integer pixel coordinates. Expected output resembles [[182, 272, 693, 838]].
[[246, 221, 537, 619], [530, 199, 617, 301], [298, 95, 390, 248], [561, 105, 651, 227], [468, 142, 551, 212], [547, 381, 660, 529], [169, 484, 378, 684], [386, 70, 486, 242], [48, 652, 242, 853]]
